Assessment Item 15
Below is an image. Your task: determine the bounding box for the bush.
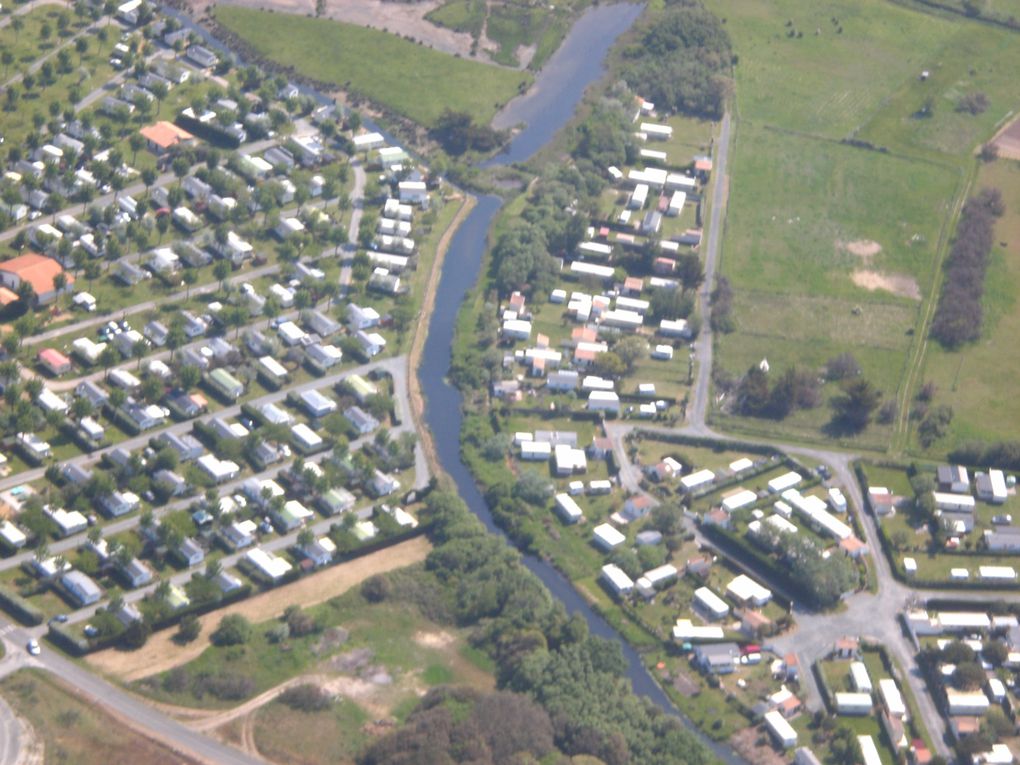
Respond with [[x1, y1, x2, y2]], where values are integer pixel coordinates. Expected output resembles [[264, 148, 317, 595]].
[[211, 614, 252, 646], [195, 672, 255, 701], [279, 683, 333, 712], [361, 574, 391, 603], [176, 614, 201, 643]]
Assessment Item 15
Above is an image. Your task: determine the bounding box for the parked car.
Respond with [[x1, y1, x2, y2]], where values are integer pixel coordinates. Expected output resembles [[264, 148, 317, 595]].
[[26, 639, 40, 656]]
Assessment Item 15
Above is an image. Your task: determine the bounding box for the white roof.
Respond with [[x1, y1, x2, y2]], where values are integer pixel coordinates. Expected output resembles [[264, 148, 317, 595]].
[[835, 692, 873, 709], [593, 523, 625, 549], [768, 471, 802, 493], [729, 458, 753, 472], [979, 565, 1016, 580], [693, 586, 729, 616], [764, 710, 797, 745], [672, 619, 725, 641], [244, 548, 292, 579], [879, 678, 906, 717], [600, 563, 634, 594], [857, 736, 882, 765], [291, 422, 322, 448], [722, 488, 756, 511], [680, 469, 715, 489], [554, 493, 583, 521], [726, 574, 771, 604], [850, 661, 872, 692]]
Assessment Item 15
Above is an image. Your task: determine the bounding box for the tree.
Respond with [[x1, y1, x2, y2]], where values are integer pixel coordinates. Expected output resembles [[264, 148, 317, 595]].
[[831, 377, 881, 432], [52, 272, 68, 309], [211, 614, 251, 646], [825, 353, 861, 381], [176, 614, 201, 643], [213, 260, 231, 292], [954, 661, 987, 691], [613, 336, 648, 375], [982, 639, 1008, 667], [736, 365, 770, 416]]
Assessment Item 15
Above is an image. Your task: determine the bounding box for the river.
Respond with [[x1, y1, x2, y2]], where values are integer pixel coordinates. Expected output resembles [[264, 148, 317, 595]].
[[417, 4, 747, 765]]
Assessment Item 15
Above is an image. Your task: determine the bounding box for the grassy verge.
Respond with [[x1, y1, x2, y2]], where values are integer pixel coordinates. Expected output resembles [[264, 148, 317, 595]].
[[0, 669, 203, 765]]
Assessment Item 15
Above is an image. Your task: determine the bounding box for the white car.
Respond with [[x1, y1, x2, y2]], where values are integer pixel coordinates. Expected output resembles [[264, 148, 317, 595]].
[[26, 639, 40, 656]]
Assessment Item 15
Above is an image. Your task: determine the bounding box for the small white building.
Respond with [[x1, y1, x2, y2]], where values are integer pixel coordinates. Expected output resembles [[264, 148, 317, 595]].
[[834, 692, 873, 716], [850, 661, 873, 694], [879, 678, 907, 719], [857, 736, 882, 765], [764, 710, 798, 749], [726, 574, 772, 607], [554, 493, 584, 524], [592, 523, 626, 551], [600, 563, 634, 598], [693, 586, 730, 620]]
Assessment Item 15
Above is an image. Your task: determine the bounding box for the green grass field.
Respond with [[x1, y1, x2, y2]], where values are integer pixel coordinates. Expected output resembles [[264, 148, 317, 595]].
[[910, 159, 1020, 449], [425, 0, 487, 37], [214, 6, 531, 127], [703, 0, 1020, 449]]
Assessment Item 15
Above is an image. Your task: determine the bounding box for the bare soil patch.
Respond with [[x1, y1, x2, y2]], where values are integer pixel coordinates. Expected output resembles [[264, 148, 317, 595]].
[[851, 269, 921, 300], [86, 536, 431, 682], [413, 629, 455, 649], [991, 112, 1020, 161], [730, 726, 789, 765], [841, 239, 882, 259]]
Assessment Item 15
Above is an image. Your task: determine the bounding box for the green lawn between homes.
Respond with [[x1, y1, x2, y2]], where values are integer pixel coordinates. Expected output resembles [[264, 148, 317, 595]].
[[703, 0, 1020, 450], [213, 6, 532, 128]]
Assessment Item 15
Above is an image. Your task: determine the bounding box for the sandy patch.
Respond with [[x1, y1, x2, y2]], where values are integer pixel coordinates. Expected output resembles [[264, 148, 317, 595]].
[[86, 536, 431, 682], [413, 630, 455, 649], [842, 239, 882, 259], [991, 111, 1020, 161], [730, 726, 789, 765], [851, 269, 921, 300]]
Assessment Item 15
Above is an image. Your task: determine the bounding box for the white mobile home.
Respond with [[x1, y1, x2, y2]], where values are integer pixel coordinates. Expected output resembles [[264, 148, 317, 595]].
[[693, 586, 730, 620]]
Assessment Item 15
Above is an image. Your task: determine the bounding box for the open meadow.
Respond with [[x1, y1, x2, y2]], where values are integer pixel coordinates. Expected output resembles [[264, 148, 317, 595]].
[[213, 6, 531, 127], [703, 0, 1020, 448], [911, 158, 1020, 450]]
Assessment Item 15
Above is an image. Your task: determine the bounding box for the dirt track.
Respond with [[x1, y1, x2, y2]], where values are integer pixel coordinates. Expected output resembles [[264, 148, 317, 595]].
[[86, 537, 431, 682]]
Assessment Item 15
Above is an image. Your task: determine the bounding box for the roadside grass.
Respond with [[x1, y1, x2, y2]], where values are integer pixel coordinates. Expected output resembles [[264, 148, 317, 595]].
[[910, 159, 1020, 450], [213, 6, 531, 128], [0, 5, 76, 67], [0, 669, 202, 765]]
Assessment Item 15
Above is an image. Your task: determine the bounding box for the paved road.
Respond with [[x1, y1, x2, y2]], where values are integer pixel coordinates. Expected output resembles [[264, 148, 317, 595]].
[[689, 111, 731, 431], [0, 691, 20, 765], [0, 622, 265, 765]]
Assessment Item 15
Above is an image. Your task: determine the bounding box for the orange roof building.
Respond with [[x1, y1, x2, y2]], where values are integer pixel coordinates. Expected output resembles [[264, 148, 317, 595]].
[[140, 121, 195, 154], [0, 253, 73, 306]]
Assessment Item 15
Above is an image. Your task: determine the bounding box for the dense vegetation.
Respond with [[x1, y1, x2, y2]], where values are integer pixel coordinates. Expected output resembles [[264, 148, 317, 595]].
[[619, 0, 732, 119], [363, 491, 712, 765], [930, 188, 1005, 348]]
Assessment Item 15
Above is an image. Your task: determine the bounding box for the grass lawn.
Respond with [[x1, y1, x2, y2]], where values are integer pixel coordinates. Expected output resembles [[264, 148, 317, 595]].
[[0, 669, 203, 765], [252, 697, 371, 765], [424, 0, 486, 37], [911, 159, 1020, 450], [213, 6, 531, 128]]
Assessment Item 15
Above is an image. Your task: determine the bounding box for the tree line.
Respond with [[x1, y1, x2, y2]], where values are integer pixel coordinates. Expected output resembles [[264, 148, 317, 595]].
[[619, 0, 733, 120], [931, 188, 1004, 348]]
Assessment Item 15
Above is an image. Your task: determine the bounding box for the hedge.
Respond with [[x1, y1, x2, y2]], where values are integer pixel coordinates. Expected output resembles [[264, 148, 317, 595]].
[[0, 585, 45, 626]]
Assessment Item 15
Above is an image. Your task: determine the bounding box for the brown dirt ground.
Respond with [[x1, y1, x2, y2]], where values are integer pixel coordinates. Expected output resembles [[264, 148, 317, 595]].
[[841, 239, 882, 259], [851, 269, 921, 300], [86, 536, 432, 682], [991, 113, 1020, 160], [730, 725, 789, 765]]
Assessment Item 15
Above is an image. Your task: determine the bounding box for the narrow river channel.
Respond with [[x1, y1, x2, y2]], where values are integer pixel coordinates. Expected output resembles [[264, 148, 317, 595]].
[[418, 4, 748, 764]]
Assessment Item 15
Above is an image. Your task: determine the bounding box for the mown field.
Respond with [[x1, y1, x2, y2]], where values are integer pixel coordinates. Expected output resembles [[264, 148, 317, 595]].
[[213, 6, 531, 127], [704, 0, 1020, 449]]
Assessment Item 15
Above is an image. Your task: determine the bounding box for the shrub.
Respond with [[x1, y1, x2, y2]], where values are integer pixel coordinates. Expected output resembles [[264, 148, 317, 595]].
[[279, 683, 333, 712], [211, 614, 252, 646]]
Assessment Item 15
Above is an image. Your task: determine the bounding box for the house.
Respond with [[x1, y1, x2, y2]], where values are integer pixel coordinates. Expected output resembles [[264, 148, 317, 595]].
[[207, 368, 245, 401], [120, 557, 154, 588], [984, 526, 1020, 552], [17, 432, 51, 463], [0, 521, 27, 550], [344, 405, 379, 435], [620, 494, 655, 523], [61, 462, 92, 487], [858, 736, 882, 765], [185, 44, 218, 68], [0, 253, 73, 306], [976, 470, 1008, 504], [850, 661, 873, 693], [318, 487, 356, 516], [71, 338, 107, 366], [157, 431, 205, 462], [600, 564, 635, 598], [153, 468, 188, 496], [197, 454, 240, 483], [764, 710, 798, 749], [291, 423, 324, 454], [220, 521, 255, 551], [726, 574, 772, 607], [271, 500, 314, 532], [243, 548, 292, 583], [298, 389, 337, 418], [370, 469, 400, 498], [99, 491, 139, 518], [305, 343, 343, 372], [835, 692, 873, 716], [301, 536, 336, 568], [593, 523, 626, 551], [693, 642, 740, 674], [37, 348, 71, 376], [139, 121, 195, 155], [554, 493, 584, 524], [693, 587, 730, 620], [350, 303, 383, 330], [356, 330, 387, 357], [937, 465, 970, 493], [345, 374, 378, 403], [672, 619, 725, 642], [61, 571, 103, 606], [116, 261, 150, 286], [879, 678, 907, 719], [833, 636, 860, 659]]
